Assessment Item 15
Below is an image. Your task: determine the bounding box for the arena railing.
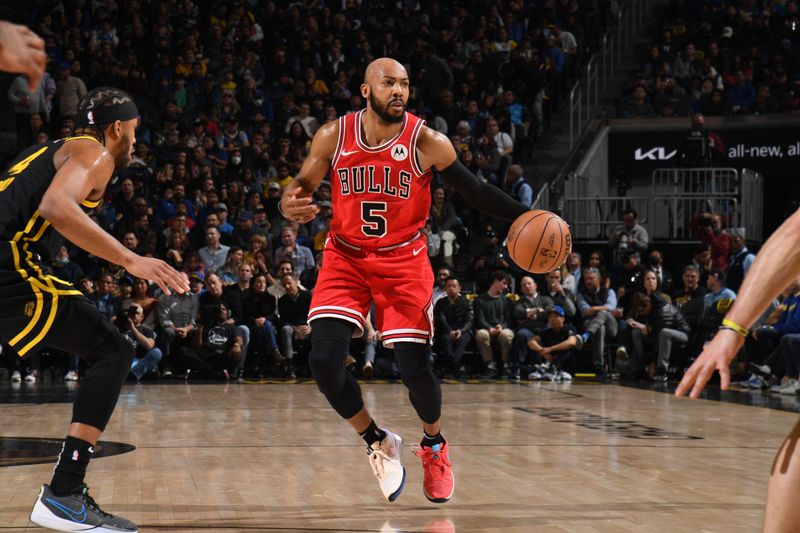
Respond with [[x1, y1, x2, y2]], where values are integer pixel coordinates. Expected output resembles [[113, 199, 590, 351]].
[[563, 167, 764, 242], [569, 0, 653, 150]]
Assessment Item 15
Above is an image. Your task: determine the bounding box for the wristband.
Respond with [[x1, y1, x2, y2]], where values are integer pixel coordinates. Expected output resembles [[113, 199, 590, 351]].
[[277, 198, 286, 218], [721, 318, 749, 337]]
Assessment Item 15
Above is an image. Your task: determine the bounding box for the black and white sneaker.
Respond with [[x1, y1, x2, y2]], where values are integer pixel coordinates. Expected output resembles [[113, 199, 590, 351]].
[[30, 484, 137, 532]]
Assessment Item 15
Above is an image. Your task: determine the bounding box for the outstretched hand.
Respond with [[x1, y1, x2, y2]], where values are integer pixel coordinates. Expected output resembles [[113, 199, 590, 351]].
[[0, 22, 46, 91], [280, 187, 319, 224], [675, 329, 745, 399], [126, 256, 189, 296]]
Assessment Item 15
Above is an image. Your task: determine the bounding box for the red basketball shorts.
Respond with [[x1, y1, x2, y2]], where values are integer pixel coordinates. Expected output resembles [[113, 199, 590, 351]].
[[308, 232, 434, 345]]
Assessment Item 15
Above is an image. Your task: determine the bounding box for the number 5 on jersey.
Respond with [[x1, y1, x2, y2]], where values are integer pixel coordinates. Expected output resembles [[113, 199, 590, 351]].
[[361, 202, 387, 237]]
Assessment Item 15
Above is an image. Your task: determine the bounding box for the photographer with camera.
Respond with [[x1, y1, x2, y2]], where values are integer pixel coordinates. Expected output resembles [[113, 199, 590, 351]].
[[176, 302, 245, 379], [118, 304, 162, 381], [680, 114, 725, 168], [689, 212, 730, 271], [608, 208, 649, 266]]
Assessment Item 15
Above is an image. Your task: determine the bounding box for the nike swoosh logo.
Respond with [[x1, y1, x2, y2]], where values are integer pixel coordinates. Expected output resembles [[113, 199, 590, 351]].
[[340, 149, 358, 157], [46, 498, 88, 523], [412, 245, 426, 256]]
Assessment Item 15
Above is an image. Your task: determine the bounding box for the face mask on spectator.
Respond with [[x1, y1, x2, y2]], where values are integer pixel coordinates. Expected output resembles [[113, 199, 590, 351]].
[[232, 155, 242, 165]]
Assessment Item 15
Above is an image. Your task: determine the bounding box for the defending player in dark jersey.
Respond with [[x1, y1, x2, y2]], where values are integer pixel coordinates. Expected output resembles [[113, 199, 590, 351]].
[[0, 87, 188, 533], [280, 58, 528, 504]]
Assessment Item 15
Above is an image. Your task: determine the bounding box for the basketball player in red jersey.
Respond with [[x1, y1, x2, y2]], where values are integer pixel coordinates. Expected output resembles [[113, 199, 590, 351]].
[[676, 208, 800, 532], [281, 58, 528, 503]]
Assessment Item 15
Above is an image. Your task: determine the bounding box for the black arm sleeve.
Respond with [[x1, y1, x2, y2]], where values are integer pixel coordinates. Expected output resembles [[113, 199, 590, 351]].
[[440, 158, 529, 222]]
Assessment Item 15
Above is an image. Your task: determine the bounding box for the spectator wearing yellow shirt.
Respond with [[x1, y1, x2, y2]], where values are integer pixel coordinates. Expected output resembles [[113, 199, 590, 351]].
[[267, 162, 293, 190]]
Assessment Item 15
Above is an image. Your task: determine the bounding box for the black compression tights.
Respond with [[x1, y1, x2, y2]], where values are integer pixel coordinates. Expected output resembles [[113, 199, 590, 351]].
[[309, 318, 441, 424], [395, 342, 441, 424], [44, 298, 135, 431], [308, 318, 363, 419]]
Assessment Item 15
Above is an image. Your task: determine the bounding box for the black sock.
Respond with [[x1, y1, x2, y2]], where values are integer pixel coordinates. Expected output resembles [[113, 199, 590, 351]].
[[421, 431, 445, 448], [359, 420, 386, 447], [50, 436, 93, 496]]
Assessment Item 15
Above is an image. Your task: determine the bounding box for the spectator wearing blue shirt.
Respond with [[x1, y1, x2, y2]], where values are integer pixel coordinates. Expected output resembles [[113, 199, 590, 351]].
[[274, 225, 316, 277], [703, 270, 737, 309], [199, 227, 231, 275], [745, 281, 800, 377], [772, 286, 800, 394], [155, 183, 194, 224], [214, 203, 235, 238], [90, 273, 120, 321], [506, 165, 534, 208], [202, 136, 230, 172], [726, 228, 755, 294], [725, 70, 756, 113], [771, 291, 800, 337], [577, 267, 619, 375], [502, 90, 532, 159], [217, 116, 250, 154], [503, 90, 525, 128]]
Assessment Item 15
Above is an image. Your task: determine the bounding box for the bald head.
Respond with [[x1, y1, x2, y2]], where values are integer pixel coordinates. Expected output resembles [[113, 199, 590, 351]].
[[364, 58, 408, 84]]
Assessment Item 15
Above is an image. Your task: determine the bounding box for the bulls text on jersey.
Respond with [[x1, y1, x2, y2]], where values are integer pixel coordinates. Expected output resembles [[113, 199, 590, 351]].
[[336, 165, 412, 199]]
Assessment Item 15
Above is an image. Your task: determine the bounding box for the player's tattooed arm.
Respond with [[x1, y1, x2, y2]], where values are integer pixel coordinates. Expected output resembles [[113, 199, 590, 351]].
[[417, 126, 528, 222], [280, 120, 339, 223]]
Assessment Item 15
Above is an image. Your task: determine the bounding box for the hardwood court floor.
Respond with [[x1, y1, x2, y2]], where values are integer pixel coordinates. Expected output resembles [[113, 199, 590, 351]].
[[0, 379, 793, 532]]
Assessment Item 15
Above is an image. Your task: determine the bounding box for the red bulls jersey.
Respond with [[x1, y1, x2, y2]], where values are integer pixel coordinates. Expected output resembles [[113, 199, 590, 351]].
[[329, 109, 432, 248]]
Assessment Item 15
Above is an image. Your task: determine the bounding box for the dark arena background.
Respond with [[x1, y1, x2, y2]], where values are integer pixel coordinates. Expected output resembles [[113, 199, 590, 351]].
[[0, 0, 798, 531]]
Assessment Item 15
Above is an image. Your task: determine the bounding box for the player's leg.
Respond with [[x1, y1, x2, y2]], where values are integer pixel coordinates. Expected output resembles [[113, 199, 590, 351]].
[[309, 317, 406, 501], [374, 243, 453, 503], [395, 342, 441, 434], [308, 317, 366, 426], [763, 418, 800, 532], [26, 295, 137, 532], [393, 341, 454, 503], [307, 241, 405, 501], [307, 242, 373, 433]]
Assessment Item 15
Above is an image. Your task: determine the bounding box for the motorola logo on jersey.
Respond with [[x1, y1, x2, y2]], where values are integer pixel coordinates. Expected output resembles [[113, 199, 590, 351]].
[[336, 165, 412, 199], [391, 144, 408, 161]]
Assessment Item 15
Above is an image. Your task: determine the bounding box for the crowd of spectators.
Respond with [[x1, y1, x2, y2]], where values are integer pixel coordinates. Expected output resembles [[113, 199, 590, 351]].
[[15, 1, 796, 394], [428, 206, 800, 394], [617, 0, 800, 118]]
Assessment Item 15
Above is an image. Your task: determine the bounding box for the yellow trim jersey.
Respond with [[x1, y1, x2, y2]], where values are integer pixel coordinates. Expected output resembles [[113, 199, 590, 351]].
[[0, 136, 105, 356], [0, 136, 101, 279]]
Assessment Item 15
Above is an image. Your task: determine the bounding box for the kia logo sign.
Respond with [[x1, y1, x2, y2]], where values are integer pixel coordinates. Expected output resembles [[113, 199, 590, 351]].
[[634, 147, 678, 160]]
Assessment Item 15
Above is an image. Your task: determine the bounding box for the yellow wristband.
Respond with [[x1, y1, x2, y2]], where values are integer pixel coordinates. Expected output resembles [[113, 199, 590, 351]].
[[722, 318, 749, 337]]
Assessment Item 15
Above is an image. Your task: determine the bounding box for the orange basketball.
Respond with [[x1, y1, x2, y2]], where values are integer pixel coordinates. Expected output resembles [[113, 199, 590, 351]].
[[506, 210, 572, 274]]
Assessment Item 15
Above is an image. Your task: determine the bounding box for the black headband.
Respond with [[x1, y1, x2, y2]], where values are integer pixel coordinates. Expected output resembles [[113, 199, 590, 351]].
[[75, 100, 139, 128]]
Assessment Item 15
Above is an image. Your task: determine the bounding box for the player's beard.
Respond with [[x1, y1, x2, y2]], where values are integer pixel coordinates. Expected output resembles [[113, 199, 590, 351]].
[[113, 132, 134, 171], [369, 92, 406, 124]]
